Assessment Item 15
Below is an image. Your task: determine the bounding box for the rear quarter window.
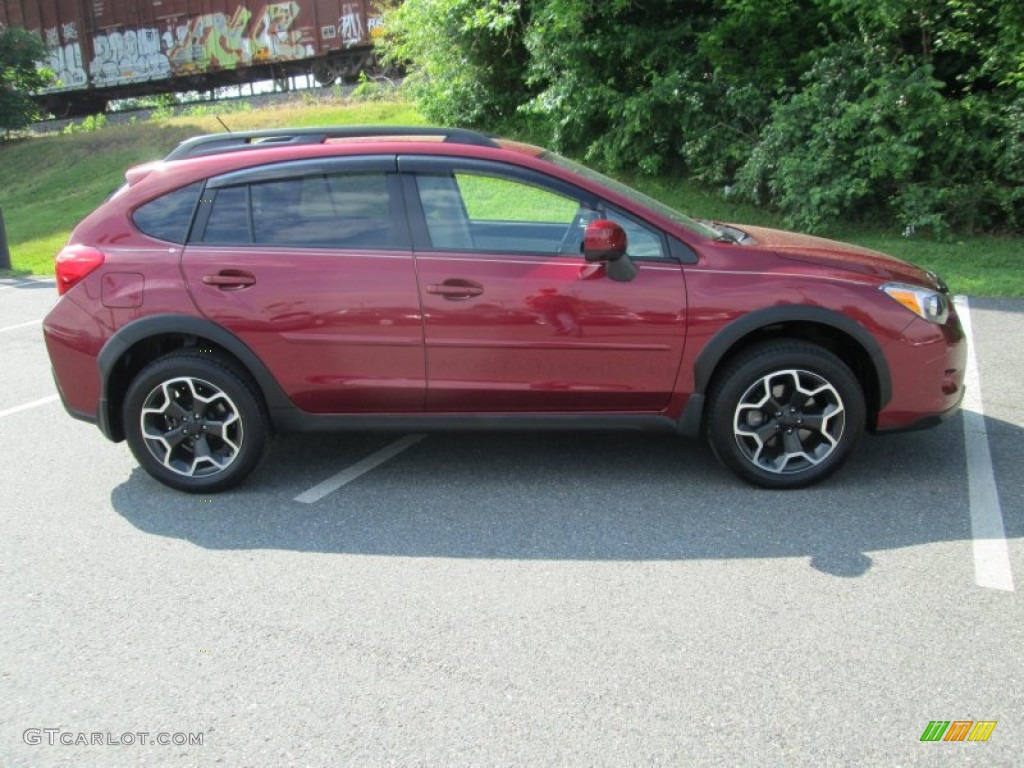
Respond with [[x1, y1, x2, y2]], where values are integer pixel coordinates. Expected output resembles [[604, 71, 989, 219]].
[[132, 182, 202, 243]]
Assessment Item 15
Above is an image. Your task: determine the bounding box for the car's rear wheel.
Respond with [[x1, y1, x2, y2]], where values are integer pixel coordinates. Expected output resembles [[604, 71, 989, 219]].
[[706, 341, 865, 489], [123, 351, 268, 492]]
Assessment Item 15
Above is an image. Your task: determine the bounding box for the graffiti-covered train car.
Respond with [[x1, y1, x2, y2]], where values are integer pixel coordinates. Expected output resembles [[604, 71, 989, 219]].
[[0, 0, 387, 115]]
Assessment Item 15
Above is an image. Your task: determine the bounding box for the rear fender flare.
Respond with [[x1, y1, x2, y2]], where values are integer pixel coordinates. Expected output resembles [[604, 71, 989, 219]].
[[96, 314, 293, 440]]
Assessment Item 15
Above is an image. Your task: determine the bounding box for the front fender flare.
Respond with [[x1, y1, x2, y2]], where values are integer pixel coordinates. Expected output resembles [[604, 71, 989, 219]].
[[678, 305, 891, 437]]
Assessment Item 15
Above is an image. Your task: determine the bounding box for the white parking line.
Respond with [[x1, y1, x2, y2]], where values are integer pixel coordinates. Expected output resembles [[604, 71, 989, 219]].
[[0, 279, 38, 292], [0, 394, 60, 419], [0, 319, 41, 333], [955, 296, 1014, 592], [294, 434, 426, 504]]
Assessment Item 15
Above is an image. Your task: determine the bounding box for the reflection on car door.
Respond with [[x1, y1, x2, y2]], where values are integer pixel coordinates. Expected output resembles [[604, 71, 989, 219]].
[[181, 156, 426, 414], [401, 157, 688, 413]]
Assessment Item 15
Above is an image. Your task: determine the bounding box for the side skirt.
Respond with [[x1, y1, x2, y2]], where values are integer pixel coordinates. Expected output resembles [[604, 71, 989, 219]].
[[271, 409, 683, 435]]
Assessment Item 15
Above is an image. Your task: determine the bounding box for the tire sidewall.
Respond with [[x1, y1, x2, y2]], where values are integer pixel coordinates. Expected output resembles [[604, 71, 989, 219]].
[[123, 353, 267, 493], [707, 343, 866, 489]]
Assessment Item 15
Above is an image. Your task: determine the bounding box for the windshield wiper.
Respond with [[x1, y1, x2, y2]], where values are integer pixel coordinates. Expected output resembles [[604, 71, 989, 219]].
[[700, 220, 754, 245], [699, 219, 739, 243]]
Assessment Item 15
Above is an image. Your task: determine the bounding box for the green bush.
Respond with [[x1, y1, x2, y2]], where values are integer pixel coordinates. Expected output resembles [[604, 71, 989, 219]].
[[61, 113, 107, 135], [382, 0, 1024, 234], [737, 44, 1024, 235], [736, 46, 939, 232], [349, 71, 397, 102], [378, 0, 532, 126]]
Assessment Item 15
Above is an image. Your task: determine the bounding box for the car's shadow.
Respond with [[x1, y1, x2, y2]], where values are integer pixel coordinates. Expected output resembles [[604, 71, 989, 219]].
[[109, 411, 1023, 578]]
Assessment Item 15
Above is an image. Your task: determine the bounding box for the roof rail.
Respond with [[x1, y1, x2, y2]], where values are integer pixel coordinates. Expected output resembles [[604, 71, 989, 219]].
[[163, 126, 500, 161]]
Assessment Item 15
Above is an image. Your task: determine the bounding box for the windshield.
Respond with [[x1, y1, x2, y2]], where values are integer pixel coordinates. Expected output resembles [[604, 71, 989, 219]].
[[541, 151, 719, 239]]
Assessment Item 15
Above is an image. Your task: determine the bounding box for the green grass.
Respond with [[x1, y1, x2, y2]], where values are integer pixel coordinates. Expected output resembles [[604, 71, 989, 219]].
[[1, 97, 1020, 295], [457, 173, 578, 222], [822, 229, 1024, 297]]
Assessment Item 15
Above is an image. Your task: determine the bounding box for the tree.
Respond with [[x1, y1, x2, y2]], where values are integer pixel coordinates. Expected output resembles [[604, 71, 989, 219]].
[[378, 0, 532, 127], [739, 1, 1024, 234], [0, 26, 53, 135], [383, 0, 1024, 234]]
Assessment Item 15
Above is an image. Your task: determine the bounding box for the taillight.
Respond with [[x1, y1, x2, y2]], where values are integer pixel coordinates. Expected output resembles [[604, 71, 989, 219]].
[[55, 245, 105, 296]]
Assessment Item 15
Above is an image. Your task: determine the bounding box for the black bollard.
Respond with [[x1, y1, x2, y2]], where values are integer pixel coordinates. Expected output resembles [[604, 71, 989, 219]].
[[0, 207, 11, 271]]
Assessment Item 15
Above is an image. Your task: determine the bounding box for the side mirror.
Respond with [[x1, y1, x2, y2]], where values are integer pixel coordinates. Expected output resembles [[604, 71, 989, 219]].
[[582, 220, 636, 282], [583, 220, 627, 262]]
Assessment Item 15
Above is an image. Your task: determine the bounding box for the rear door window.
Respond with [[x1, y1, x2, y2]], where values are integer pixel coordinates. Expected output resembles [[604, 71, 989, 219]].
[[195, 172, 396, 249]]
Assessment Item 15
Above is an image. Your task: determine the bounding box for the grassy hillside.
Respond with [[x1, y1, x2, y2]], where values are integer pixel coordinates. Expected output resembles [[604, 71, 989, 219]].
[[0, 97, 1020, 296], [0, 100, 426, 277]]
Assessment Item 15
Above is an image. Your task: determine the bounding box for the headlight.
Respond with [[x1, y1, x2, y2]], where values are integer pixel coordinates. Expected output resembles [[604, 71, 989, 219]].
[[880, 282, 949, 324]]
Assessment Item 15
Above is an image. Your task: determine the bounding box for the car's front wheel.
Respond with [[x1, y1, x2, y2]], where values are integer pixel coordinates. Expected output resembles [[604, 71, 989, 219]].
[[123, 351, 268, 492], [706, 341, 865, 489]]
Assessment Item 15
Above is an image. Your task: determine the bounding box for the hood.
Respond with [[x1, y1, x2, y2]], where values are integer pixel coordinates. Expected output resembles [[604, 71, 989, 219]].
[[732, 224, 941, 289]]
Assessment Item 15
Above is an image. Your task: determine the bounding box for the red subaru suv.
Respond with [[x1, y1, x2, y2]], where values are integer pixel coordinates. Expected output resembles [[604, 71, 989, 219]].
[[43, 126, 966, 492]]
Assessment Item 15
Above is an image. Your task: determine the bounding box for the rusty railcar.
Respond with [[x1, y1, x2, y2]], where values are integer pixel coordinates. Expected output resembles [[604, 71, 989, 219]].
[[0, 0, 386, 115]]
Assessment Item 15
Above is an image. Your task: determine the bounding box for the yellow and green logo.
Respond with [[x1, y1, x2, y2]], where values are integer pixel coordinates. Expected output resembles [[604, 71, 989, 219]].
[[920, 721, 997, 742]]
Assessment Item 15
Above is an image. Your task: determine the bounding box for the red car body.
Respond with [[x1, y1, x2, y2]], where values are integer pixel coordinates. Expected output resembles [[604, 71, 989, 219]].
[[43, 127, 966, 491]]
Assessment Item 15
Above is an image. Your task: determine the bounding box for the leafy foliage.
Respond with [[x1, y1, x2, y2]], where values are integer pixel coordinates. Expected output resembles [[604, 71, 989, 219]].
[[61, 113, 107, 135], [0, 26, 54, 135], [378, 0, 532, 126], [738, 45, 940, 232], [383, 0, 1024, 234], [522, 1, 713, 175]]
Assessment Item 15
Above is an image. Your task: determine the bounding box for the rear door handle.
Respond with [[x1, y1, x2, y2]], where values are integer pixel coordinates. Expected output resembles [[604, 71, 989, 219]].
[[426, 279, 484, 300], [202, 270, 256, 290]]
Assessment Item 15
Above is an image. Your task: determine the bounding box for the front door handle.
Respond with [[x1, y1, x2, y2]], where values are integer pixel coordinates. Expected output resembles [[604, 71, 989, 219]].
[[427, 279, 484, 301], [202, 270, 256, 290]]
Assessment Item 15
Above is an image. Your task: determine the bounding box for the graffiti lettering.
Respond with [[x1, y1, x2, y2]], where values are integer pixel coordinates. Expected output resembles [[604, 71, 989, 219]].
[[367, 16, 384, 39], [43, 24, 88, 90], [91, 27, 171, 85], [165, 3, 312, 72], [167, 6, 252, 72], [251, 2, 313, 60], [340, 4, 364, 48], [37, 3, 345, 94]]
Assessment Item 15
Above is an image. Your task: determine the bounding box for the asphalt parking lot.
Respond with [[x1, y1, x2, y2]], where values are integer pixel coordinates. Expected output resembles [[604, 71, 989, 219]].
[[1, 277, 1022, 766]]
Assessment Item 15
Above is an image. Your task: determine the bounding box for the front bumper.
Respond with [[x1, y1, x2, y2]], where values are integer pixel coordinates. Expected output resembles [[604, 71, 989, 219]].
[[874, 309, 967, 432]]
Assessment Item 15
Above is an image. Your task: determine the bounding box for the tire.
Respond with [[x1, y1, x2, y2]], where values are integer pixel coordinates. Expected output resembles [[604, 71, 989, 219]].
[[705, 341, 865, 489], [123, 350, 268, 493]]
